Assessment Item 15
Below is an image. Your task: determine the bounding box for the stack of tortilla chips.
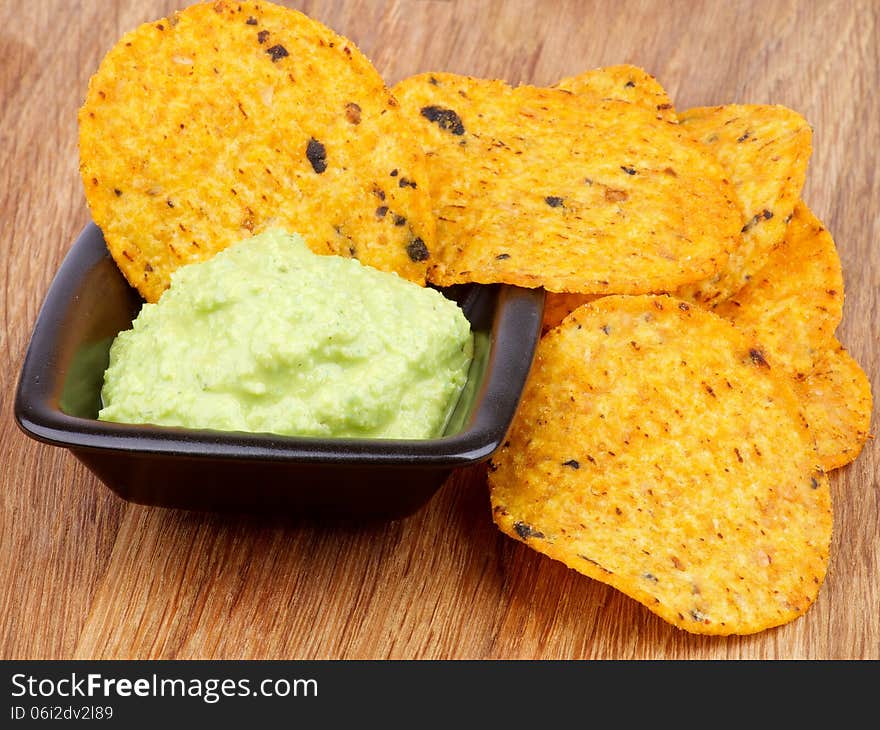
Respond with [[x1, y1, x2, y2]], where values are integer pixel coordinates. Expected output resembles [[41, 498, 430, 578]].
[[79, 1, 871, 635]]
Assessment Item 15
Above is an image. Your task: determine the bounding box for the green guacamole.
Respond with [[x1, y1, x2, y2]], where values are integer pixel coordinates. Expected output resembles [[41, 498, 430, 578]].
[[99, 229, 473, 439]]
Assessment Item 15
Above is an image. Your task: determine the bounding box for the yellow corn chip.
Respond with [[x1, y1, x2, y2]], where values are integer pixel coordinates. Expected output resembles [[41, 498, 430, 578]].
[[391, 72, 741, 295], [489, 294, 831, 635], [79, 0, 435, 302], [794, 339, 873, 471], [673, 104, 812, 305], [542, 99, 725, 329], [554, 64, 677, 122], [715, 201, 843, 377]]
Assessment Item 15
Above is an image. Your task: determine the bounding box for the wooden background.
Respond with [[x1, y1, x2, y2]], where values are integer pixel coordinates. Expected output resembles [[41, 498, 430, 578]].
[[2, 0, 877, 660]]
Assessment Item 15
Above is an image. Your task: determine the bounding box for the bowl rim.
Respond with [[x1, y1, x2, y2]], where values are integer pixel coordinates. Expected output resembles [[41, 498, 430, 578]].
[[15, 223, 545, 468]]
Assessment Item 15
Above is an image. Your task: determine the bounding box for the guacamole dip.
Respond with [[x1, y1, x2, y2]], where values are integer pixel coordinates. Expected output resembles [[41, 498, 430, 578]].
[[99, 229, 473, 439]]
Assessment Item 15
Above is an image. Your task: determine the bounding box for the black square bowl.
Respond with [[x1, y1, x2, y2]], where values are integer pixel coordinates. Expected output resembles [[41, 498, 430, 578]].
[[15, 223, 544, 520]]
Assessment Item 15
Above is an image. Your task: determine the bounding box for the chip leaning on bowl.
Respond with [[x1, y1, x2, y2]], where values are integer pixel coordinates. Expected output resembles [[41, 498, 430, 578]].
[[489, 295, 833, 636], [78, 0, 437, 304]]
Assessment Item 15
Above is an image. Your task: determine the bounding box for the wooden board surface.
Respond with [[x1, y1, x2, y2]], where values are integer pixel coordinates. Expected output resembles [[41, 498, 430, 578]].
[[1, 0, 877, 660]]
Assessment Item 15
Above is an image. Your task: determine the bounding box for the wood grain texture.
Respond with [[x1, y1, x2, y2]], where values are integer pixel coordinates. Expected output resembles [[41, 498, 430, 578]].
[[1, 0, 877, 660]]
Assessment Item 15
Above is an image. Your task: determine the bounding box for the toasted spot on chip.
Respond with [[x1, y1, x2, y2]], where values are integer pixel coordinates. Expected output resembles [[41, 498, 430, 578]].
[[674, 104, 813, 305], [306, 137, 328, 174], [554, 64, 678, 122], [489, 295, 831, 636], [793, 339, 873, 471], [344, 101, 362, 125], [392, 72, 741, 295], [514, 521, 545, 540], [715, 201, 843, 377], [79, 0, 435, 302], [749, 348, 770, 368], [406, 237, 430, 262], [265, 43, 288, 62], [420, 105, 466, 135]]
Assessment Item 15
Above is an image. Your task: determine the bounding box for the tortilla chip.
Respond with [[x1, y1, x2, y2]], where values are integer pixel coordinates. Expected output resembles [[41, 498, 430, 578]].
[[489, 294, 831, 636], [391, 72, 741, 295], [794, 339, 873, 471], [554, 64, 677, 122], [79, 0, 435, 302], [715, 201, 843, 377], [674, 104, 812, 305], [496, 77, 719, 335]]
